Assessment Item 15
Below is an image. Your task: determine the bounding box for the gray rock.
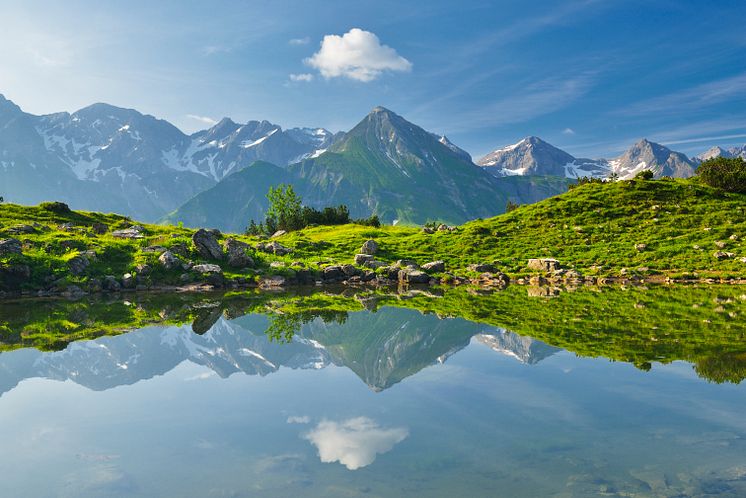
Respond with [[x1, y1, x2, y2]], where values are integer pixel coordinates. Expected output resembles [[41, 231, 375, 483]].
[[111, 226, 145, 239], [122, 273, 135, 288], [67, 255, 90, 276], [158, 250, 181, 270], [422, 260, 445, 272], [224, 238, 255, 268], [260, 275, 286, 288], [271, 230, 287, 239], [256, 241, 292, 256], [102, 275, 121, 291], [322, 265, 345, 281], [192, 228, 224, 260], [61, 285, 85, 298], [713, 251, 734, 260], [634, 243, 647, 252], [0, 238, 23, 255], [360, 239, 379, 255], [135, 263, 152, 275], [179, 273, 192, 283], [192, 263, 222, 274], [468, 263, 497, 273], [398, 269, 430, 284], [91, 222, 108, 234], [142, 245, 167, 253], [354, 253, 374, 265], [394, 259, 419, 269], [526, 258, 560, 271], [341, 264, 361, 277], [6, 224, 36, 234], [364, 260, 387, 269], [715, 240, 727, 249]]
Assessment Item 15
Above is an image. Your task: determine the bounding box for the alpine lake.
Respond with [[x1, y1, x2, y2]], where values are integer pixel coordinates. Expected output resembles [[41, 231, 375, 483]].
[[0, 283, 745, 498]]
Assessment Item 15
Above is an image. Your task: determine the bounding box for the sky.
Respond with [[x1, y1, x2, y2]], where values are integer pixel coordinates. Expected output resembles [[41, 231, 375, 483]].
[[0, 0, 744, 159]]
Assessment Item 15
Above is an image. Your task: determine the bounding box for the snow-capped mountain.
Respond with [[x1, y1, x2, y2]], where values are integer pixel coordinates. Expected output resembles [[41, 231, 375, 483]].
[[478, 136, 696, 180], [473, 330, 559, 364], [0, 94, 336, 221], [477, 136, 609, 179], [695, 144, 746, 163]]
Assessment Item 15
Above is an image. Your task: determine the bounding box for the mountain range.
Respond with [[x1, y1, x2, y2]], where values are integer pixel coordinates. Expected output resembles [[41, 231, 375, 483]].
[[0, 307, 558, 396], [477, 136, 699, 180], [0, 93, 739, 230]]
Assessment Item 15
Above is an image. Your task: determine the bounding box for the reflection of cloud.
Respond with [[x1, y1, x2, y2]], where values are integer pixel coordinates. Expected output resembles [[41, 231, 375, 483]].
[[287, 415, 310, 424], [303, 417, 408, 470]]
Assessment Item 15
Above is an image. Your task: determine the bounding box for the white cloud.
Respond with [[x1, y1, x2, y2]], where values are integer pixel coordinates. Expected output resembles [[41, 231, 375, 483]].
[[186, 114, 218, 126], [562, 128, 576, 135], [289, 73, 314, 83], [289, 37, 310, 46], [287, 415, 311, 424], [303, 417, 408, 470], [304, 28, 411, 82]]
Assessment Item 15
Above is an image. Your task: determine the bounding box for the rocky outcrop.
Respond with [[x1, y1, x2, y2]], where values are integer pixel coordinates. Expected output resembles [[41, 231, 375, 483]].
[[224, 238, 254, 268], [0, 238, 22, 255], [67, 255, 90, 276], [192, 229, 224, 260]]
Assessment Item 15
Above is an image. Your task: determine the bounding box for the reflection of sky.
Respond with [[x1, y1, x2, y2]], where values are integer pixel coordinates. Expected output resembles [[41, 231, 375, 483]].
[[0, 311, 744, 496]]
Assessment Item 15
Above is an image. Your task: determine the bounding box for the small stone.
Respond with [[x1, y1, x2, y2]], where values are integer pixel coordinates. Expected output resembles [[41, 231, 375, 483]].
[[122, 273, 135, 288], [713, 251, 733, 260], [715, 240, 727, 249], [634, 243, 647, 251], [354, 253, 374, 265], [422, 260, 445, 272], [360, 240, 378, 255]]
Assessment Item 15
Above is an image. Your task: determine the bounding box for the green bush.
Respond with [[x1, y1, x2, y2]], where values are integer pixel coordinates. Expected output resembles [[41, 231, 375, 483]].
[[635, 170, 654, 180], [697, 157, 746, 193]]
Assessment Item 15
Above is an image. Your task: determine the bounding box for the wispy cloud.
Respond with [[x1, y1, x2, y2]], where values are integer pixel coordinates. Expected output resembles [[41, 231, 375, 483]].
[[186, 114, 218, 125], [562, 128, 576, 135], [288, 36, 310, 46], [304, 28, 411, 82], [289, 73, 314, 82], [616, 72, 746, 116]]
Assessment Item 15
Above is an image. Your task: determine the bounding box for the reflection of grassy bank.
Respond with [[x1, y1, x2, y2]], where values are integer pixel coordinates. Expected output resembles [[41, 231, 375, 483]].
[[1, 285, 745, 382]]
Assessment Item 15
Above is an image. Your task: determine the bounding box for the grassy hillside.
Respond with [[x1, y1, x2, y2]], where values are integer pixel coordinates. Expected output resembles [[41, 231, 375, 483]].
[[1, 177, 744, 296]]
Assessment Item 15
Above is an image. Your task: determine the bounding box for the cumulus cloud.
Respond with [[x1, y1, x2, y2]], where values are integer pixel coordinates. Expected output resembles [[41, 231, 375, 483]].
[[303, 417, 408, 470], [289, 37, 310, 46], [186, 114, 218, 126], [304, 28, 411, 82], [289, 73, 314, 83]]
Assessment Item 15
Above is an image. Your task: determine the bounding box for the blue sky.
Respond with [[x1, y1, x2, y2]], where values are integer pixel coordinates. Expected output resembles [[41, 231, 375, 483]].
[[0, 0, 744, 159]]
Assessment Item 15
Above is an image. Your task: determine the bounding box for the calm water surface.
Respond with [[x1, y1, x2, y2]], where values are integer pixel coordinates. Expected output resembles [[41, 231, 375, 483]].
[[0, 298, 745, 497]]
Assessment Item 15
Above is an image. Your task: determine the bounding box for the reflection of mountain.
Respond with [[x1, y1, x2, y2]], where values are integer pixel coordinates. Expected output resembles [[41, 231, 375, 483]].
[[473, 331, 560, 365], [0, 307, 558, 396]]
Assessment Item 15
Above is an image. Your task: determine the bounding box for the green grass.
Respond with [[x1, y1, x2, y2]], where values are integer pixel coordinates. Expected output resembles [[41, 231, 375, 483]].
[[1, 177, 745, 295]]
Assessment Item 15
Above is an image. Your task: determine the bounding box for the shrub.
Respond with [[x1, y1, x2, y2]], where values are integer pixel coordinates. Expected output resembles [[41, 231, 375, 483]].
[[505, 200, 520, 213], [635, 170, 654, 180], [696, 157, 746, 193], [39, 201, 71, 213]]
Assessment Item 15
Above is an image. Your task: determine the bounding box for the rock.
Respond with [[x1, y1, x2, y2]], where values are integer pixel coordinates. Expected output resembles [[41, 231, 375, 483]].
[[713, 251, 734, 260], [361, 271, 377, 282], [61, 285, 85, 298], [715, 240, 727, 249], [260, 275, 286, 288], [169, 243, 190, 257], [102, 275, 121, 292], [158, 250, 181, 270], [472, 271, 510, 288], [270, 261, 285, 269], [437, 224, 452, 232], [341, 264, 361, 277], [192, 229, 224, 260], [122, 273, 135, 288], [0, 263, 31, 288], [67, 255, 90, 276], [135, 263, 151, 275], [322, 265, 345, 281], [364, 260, 387, 269], [91, 222, 108, 234], [6, 224, 36, 234], [422, 260, 445, 272], [729, 234, 739, 241], [468, 263, 497, 273], [398, 269, 430, 284], [634, 243, 647, 251], [256, 241, 292, 256], [224, 238, 255, 268], [80, 250, 97, 261], [526, 258, 560, 272], [394, 259, 419, 269], [142, 245, 167, 253], [0, 238, 23, 255], [354, 253, 375, 265], [192, 263, 223, 274], [422, 227, 435, 234], [360, 239, 378, 255], [111, 226, 145, 239], [179, 273, 192, 283], [270, 230, 287, 239]]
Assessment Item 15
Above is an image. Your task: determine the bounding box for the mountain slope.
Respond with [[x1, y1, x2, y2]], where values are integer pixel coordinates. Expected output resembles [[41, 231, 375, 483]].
[[610, 138, 696, 178], [696, 144, 746, 162]]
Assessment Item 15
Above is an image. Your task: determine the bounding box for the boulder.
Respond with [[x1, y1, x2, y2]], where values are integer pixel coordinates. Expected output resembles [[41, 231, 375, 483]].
[[135, 263, 152, 275], [158, 251, 181, 270], [192, 263, 223, 274], [67, 255, 90, 276], [192, 229, 224, 260], [142, 245, 168, 253], [6, 224, 36, 235], [271, 230, 287, 239], [713, 251, 734, 260], [468, 263, 497, 273], [122, 273, 135, 289], [256, 241, 292, 256], [360, 239, 378, 255], [0, 238, 23, 255], [354, 253, 375, 265], [394, 259, 419, 269], [422, 260, 445, 273], [192, 264, 224, 286], [111, 226, 145, 239], [0, 263, 31, 288], [322, 265, 345, 281], [422, 227, 435, 234], [260, 276, 286, 288], [91, 222, 108, 234], [224, 238, 255, 268], [341, 264, 361, 277], [526, 258, 560, 272], [715, 240, 727, 249], [364, 260, 387, 269], [102, 275, 121, 292], [398, 269, 430, 284]]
